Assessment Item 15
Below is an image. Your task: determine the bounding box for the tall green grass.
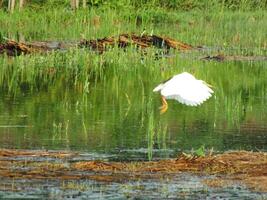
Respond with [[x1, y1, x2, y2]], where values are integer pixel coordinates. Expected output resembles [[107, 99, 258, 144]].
[[0, 45, 266, 154], [0, 6, 266, 49]]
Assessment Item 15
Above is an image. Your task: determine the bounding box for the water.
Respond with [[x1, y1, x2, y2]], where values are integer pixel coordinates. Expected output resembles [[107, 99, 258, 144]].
[[1, 174, 266, 199], [0, 150, 266, 199], [0, 57, 266, 159], [0, 46, 266, 199]]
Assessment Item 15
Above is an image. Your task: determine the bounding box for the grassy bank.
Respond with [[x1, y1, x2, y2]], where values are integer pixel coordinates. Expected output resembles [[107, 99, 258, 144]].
[[0, 8, 266, 48]]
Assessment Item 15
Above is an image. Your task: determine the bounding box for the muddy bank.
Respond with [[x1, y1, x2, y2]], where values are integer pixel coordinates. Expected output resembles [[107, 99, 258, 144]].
[[0, 149, 266, 193]]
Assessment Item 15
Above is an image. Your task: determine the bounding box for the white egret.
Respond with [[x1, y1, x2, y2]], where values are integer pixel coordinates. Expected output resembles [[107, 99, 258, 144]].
[[153, 72, 214, 114]]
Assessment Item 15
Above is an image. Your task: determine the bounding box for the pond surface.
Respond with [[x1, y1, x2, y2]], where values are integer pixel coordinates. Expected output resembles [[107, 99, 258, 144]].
[[0, 54, 266, 160], [1, 173, 266, 199]]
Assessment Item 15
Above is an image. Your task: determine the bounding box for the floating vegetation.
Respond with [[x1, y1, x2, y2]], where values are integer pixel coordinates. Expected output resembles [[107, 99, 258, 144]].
[[0, 149, 266, 192]]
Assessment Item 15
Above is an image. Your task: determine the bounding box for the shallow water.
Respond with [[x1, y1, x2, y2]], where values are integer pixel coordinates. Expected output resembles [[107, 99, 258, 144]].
[[0, 150, 266, 200], [0, 56, 266, 160], [1, 173, 266, 199]]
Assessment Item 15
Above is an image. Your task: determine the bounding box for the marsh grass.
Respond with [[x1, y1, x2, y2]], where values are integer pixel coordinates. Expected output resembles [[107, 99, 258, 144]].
[[0, 4, 266, 155], [0, 5, 266, 96], [0, 45, 266, 153], [0, 6, 266, 49]]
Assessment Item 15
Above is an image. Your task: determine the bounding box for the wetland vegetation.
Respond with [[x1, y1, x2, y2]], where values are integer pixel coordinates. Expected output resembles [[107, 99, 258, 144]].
[[0, 0, 266, 199]]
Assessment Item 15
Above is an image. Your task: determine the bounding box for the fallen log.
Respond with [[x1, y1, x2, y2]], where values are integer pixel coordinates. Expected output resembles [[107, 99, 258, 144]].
[[0, 40, 32, 56], [79, 33, 193, 52], [0, 33, 193, 56]]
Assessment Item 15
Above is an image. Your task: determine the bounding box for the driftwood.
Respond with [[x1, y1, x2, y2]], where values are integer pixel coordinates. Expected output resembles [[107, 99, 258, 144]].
[[0, 33, 193, 56], [79, 33, 193, 52], [0, 39, 77, 56], [0, 40, 32, 56]]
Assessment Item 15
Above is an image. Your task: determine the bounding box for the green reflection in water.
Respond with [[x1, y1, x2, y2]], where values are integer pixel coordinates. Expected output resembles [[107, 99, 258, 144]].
[[0, 49, 266, 159]]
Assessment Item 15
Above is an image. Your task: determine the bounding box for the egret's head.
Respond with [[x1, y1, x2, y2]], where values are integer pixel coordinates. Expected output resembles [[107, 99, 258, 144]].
[[153, 83, 164, 92]]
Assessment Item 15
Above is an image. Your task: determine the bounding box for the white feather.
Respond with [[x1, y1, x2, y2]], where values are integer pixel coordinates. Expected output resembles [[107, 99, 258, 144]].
[[153, 83, 164, 92], [153, 72, 213, 106]]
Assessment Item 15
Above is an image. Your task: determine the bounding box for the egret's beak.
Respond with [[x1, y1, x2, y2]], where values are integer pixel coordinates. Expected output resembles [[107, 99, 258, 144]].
[[159, 96, 168, 114]]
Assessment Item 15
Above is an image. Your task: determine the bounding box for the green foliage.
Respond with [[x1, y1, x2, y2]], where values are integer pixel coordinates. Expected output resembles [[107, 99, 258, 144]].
[[195, 145, 205, 157], [0, 0, 266, 11]]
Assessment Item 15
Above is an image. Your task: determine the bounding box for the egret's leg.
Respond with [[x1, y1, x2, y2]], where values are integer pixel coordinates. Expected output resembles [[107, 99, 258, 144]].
[[161, 96, 168, 106], [159, 96, 168, 114]]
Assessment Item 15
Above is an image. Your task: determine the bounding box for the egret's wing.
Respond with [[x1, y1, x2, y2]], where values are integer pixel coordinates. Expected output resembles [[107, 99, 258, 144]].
[[161, 79, 213, 106]]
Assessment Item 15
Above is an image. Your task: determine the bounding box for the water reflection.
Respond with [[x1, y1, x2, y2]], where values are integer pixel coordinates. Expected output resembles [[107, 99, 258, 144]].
[[0, 56, 266, 159]]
